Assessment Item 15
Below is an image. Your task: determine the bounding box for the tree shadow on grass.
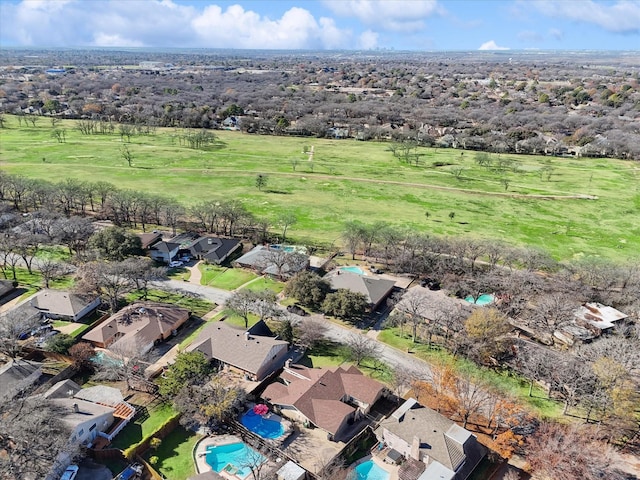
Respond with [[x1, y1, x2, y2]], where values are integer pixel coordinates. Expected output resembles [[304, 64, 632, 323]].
[[300, 340, 349, 367]]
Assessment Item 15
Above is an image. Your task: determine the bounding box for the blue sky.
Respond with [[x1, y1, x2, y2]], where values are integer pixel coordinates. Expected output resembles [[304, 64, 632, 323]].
[[0, 0, 638, 50]]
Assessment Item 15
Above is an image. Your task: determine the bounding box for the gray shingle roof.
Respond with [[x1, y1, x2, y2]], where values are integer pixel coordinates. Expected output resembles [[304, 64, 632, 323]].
[[325, 271, 395, 306], [376, 399, 486, 479], [187, 320, 288, 377]]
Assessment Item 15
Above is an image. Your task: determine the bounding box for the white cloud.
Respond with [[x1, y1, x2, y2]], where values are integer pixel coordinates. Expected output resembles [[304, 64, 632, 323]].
[[358, 30, 379, 49], [528, 0, 640, 34], [478, 40, 510, 50], [324, 0, 442, 32], [0, 0, 351, 49], [191, 5, 350, 49]]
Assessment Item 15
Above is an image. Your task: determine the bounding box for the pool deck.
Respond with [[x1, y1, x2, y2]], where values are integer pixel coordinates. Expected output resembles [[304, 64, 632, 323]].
[[193, 434, 242, 475], [352, 455, 399, 480]]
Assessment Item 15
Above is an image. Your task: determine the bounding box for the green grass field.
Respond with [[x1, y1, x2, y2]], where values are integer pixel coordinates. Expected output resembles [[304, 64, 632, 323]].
[[1, 115, 638, 262], [241, 276, 285, 294], [145, 427, 200, 480], [199, 264, 257, 290]]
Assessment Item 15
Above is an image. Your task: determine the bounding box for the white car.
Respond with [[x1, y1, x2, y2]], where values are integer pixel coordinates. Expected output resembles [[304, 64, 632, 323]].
[[60, 465, 79, 480], [169, 260, 183, 268]]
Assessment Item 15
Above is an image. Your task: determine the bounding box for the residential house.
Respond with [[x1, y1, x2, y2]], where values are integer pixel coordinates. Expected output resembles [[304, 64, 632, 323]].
[[170, 232, 242, 264], [375, 399, 486, 480], [395, 286, 476, 325], [138, 232, 162, 249], [29, 289, 101, 322], [82, 302, 190, 353], [262, 364, 386, 441], [324, 270, 396, 310], [44, 381, 136, 448], [234, 245, 309, 279], [149, 240, 181, 264], [187, 320, 289, 381], [50, 398, 115, 447], [574, 302, 627, 332], [0, 359, 43, 400]]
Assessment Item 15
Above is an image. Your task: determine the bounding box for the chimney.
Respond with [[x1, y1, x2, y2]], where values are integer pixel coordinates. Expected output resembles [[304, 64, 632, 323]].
[[208, 238, 213, 245], [72, 403, 79, 413], [285, 358, 292, 369], [244, 331, 251, 341], [411, 436, 420, 461]]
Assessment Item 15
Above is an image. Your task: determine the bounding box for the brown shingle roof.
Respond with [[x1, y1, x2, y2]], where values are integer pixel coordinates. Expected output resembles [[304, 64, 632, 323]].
[[263, 364, 385, 435], [82, 302, 189, 350]]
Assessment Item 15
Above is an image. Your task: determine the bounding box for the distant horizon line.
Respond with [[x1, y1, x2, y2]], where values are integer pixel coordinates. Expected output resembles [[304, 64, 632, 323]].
[[1, 46, 638, 54]]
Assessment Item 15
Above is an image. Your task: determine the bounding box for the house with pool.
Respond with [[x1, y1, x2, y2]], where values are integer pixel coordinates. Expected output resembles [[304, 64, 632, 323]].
[[187, 320, 289, 381], [262, 363, 386, 442], [233, 245, 309, 279], [82, 302, 190, 354], [375, 398, 486, 480]]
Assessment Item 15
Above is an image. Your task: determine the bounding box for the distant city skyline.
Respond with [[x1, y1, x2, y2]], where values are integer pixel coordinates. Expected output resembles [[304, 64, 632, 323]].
[[0, 0, 637, 51]]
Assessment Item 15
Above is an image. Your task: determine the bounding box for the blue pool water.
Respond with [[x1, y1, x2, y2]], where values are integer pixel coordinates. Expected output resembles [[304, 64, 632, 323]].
[[465, 294, 495, 306], [206, 442, 265, 478], [340, 266, 365, 275], [354, 460, 389, 480], [241, 411, 285, 439]]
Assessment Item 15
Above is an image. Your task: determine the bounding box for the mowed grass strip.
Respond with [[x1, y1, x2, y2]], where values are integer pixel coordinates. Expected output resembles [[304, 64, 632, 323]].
[[198, 264, 257, 290], [2, 115, 639, 261]]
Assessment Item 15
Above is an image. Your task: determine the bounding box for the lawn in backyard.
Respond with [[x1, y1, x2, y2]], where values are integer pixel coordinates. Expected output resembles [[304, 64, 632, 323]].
[[199, 264, 257, 290], [110, 403, 178, 450], [145, 427, 200, 480], [1, 115, 638, 262]]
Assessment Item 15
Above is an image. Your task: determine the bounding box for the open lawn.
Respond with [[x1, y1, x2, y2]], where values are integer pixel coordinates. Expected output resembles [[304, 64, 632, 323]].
[[1, 267, 74, 300], [1, 116, 639, 262], [145, 427, 200, 480], [300, 339, 392, 383], [241, 276, 285, 294], [377, 328, 564, 419], [111, 403, 178, 450], [199, 264, 257, 290]]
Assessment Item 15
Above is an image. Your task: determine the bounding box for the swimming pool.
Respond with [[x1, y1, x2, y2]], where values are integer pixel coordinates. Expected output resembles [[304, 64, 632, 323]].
[[206, 442, 265, 478], [465, 293, 495, 306], [241, 410, 285, 439], [340, 266, 365, 275], [354, 460, 389, 480]]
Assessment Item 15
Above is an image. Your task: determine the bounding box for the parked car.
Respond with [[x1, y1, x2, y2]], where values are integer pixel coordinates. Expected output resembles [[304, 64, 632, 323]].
[[60, 464, 79, 480], [287, 304, 308, 316], [36, 329, 60, 347], [169, 260, 183, 268]]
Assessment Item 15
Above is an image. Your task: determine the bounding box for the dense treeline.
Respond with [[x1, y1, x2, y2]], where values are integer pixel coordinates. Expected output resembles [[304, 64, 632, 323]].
[[1, 49, 638, 159]]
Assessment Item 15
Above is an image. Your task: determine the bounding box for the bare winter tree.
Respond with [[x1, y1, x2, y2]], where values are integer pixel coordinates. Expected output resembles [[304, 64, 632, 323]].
[[0, 396, 80, 480], [295, 317, 327, 349], [0, 309, 41, 359], [36, 258, 72, 289], [346, 333, 381, 366], [75, 260, 132, 312], [93, 339, 149, 391], [525, 423, 627, 480]]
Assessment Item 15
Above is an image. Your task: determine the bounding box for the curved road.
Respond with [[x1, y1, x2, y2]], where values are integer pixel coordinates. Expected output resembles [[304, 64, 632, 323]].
[[156, 278, 432, 380]]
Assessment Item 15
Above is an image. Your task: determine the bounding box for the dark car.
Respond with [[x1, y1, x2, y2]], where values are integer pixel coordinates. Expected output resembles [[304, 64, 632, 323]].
[[287, 304, 308, 316]]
